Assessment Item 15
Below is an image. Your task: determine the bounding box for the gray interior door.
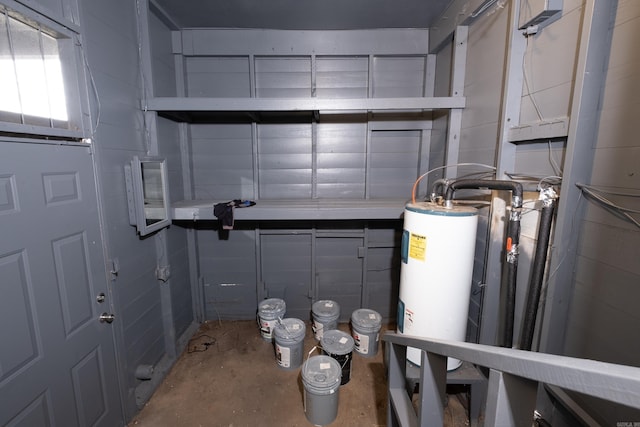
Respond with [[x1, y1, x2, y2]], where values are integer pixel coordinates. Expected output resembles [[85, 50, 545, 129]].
[[0, 141, 122, 426], [261, 232, 313, 320]]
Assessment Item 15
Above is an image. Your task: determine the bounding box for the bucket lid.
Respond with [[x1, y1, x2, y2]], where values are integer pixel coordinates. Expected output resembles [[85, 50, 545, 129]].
[[301, 355, 341, 389], [312, 300, 340, 318], [274, 318, 306, 340], [351, 309, 382, 331], [321, 329, 354, 355], [258, 298, 286, 315]]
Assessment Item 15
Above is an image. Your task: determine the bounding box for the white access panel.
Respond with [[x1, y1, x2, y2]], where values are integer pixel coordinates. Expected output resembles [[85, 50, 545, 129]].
[[519, 0, 563, 29]]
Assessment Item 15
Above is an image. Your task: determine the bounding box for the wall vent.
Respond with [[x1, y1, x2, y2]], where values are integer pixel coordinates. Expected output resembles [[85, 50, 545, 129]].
[[519, 0, 563, 29]]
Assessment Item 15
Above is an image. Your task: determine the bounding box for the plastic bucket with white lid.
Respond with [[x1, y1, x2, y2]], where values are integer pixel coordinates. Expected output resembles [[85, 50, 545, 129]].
[[311, 300, 340, 341], [351, 308, 382, 357], [320, 329, 354, 385], [257, 298, 286, 341], [301, 355, 342, 426], [273, 317, 306, 370]]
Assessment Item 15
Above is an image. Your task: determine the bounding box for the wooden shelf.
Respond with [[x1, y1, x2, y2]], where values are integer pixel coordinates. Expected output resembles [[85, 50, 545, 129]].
[[149, 96, 464, 123], [171, 198, 409, 221], [148, 96, 465, 113], [508, 117, 569, 143]]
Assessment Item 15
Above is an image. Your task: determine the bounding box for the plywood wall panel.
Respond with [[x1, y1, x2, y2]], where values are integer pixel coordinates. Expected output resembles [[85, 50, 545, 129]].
[[582, 199, 640, 232], [185, 57, 250, 97], [255, 57, 311, 98], [191, 124, 254, 199], [578, 220, 640, 276], [458, 2, 508, 173], [199, 229, 257, 320], [178, 30, 432, 328], [372, 56, 426, 97], [590, 146, 640, 188], [316, 56, 368, 98], [149, 12, 177, 97], [597, 98, 640, 150], [520, 82, 573, 124]]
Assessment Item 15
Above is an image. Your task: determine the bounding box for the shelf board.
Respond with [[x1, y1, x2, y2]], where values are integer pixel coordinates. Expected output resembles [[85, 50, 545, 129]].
[[148, 96, 465, 113], [172, 199, 409, 221], [508, 117, 569, 143]]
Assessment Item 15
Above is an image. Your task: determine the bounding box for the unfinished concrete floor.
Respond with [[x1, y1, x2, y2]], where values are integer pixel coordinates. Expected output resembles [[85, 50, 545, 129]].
[[129, 320, 470, 427]]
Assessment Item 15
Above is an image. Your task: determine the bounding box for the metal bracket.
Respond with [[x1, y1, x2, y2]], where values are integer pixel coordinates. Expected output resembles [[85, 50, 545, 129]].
[[109, 258, 120, 281], [156, 265, 171, 282]]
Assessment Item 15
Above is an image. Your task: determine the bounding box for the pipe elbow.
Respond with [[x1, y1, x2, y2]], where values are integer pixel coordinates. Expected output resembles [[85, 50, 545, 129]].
[[444, 179, 523, 206]]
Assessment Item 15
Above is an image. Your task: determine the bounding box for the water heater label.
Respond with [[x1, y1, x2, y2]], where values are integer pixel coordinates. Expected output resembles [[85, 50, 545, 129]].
[[409, 233, 427, 261]]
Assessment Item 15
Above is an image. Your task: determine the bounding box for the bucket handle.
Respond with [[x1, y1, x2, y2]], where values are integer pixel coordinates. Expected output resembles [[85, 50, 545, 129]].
[[308, 344, 350, 370], [302, 345, 321, 377]]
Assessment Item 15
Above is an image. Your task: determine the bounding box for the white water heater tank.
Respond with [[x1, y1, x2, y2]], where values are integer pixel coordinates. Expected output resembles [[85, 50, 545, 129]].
[[398, 202, 478, 370]]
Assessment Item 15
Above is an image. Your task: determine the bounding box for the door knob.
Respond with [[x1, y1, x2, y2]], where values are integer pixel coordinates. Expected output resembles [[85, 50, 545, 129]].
[[99, 313, 115, 324]]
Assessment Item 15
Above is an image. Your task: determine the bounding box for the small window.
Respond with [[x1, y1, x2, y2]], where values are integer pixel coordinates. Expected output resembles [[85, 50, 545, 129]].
[[0, 6, 77, 134]]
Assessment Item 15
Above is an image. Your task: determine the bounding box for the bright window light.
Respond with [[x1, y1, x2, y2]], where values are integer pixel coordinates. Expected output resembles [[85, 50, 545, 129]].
[[0, 10, 68, 122]]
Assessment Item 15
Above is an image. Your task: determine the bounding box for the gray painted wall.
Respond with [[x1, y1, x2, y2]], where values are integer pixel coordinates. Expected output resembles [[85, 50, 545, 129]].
[[562, 0, 640, 423], [447, 0, 640, 424], [151, 0, 639, 422], [171, 30, 437, 324], [150, 13, 194, 343], [77, 0, 165, 418], [7, 0, 172, 420], [76, 0, 193, 419]]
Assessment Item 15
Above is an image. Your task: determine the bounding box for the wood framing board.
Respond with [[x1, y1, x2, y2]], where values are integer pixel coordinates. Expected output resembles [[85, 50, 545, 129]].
[[172, 198, 408, 221]]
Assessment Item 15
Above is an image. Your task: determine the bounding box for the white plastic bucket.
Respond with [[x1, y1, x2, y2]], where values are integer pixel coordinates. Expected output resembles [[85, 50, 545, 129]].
[[257, 298, 286, 341], [311, 300, 340, 341], [301, 355, 341, 426], [351, 308, 382, 357], [274, 318, 306, 370]]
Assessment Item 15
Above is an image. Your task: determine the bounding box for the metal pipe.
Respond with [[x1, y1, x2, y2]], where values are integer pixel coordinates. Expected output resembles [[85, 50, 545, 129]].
[[519, 188, 557, 351], [444, 179, 523, 348], [429, 178, 450, 202], [444, 179, 523, 206], [503, 202, 523, 349]]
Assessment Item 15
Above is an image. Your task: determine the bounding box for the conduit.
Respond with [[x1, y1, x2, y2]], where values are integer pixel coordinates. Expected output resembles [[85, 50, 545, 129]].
[[519, 187, 557, 351]]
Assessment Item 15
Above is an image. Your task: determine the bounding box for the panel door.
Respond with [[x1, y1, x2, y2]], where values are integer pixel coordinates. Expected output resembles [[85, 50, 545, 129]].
[[260, 233, 313, 321], [0, 141, 122, 426]]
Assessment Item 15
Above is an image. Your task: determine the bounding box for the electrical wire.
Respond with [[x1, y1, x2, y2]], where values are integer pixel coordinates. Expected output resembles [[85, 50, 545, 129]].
[[503, 173, 563, 193], [538, 175, 563, 189], [547, 140, 563, 176], [576, 183, 640, 228], [577, 183, 640, 214], [470, 0, 507, 19], [523, 37, 545, 122], [456, 170, 497, 180], [135, 0, 152, 155], [471, 0, 499, 18], [577, 183, 640, 198], [77, 34, 101, 139], [411, 163, 497, 204], [520, 198, 541, 216]]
